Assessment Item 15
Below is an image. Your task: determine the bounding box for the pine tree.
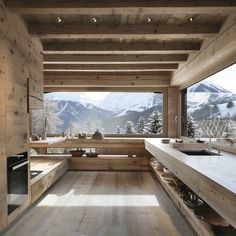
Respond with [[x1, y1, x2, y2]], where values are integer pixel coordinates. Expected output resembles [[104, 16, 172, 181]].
[[116, 126, 121, 134], [136, 116, 147, 134], [187, 115, 197, 138], [147, 108, 162, 134], [125, 121, 135, 134]]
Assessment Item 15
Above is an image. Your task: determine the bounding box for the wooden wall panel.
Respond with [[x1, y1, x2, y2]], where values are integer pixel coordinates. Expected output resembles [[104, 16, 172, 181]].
[[0, 0, 43, 229], [172, 15, 236, 88], [168, 86, 179, 138], [0, 59, 7, 230]]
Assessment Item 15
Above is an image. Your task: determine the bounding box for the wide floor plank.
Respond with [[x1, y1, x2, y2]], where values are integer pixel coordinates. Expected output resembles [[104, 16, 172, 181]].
[[5, 171, 196, 236]]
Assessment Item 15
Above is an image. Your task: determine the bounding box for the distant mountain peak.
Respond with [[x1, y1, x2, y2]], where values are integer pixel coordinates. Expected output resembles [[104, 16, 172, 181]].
[[188, 80, 231, 93]]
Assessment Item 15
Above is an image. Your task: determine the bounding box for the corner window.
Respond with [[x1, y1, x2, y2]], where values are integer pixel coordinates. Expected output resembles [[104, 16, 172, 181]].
[[181, 64, 236, 138]]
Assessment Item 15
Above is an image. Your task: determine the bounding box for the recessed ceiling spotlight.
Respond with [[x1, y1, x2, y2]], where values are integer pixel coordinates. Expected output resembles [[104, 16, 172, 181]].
[[189, 17, 194, 22], [146, 17, 152, 23], [91, 17, 98, 23], [56, 17, 63, 23]]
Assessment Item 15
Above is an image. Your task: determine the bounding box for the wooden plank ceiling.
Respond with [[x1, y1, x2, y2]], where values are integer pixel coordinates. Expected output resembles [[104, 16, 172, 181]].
[[5, 0, 236, 92]]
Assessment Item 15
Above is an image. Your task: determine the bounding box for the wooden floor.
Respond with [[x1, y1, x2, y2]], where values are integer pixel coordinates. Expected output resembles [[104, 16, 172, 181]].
[[5, 171, 196, 236]]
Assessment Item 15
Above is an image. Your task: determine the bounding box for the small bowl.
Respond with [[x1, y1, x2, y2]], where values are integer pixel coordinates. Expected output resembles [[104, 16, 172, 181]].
[[155, 164, 164, 171], [163, 167, 173, 175], [161, 173, 176, 184], [70, 149, 86, 157], [162, 139, 170, 144], [85, 152, 99, 158]]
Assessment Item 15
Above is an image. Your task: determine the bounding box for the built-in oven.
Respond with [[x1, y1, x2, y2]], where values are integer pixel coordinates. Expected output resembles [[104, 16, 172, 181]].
[[7, 152, 29, 215]]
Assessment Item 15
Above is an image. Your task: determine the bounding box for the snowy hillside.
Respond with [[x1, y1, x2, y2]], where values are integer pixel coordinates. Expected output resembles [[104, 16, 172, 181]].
[[188, 80, 230, 93], [99, 92, 162, 113], [187, 81, 236, 121]]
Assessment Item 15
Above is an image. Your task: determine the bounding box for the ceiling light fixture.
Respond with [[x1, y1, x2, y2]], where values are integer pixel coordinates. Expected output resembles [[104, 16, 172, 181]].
[[56, 17, 63, 23], [146, 17, 152, 23], [91, 17, 98, 23]]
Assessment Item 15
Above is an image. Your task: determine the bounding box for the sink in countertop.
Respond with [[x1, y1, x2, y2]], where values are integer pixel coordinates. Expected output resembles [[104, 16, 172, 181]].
[[30, 170, 43, 179], [177, 149, 221, 156]]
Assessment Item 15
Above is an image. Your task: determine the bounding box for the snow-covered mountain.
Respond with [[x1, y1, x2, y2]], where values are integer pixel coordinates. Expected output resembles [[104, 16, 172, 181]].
[[188, 80, 231, 93], [187, 80, 236, 121], [99, 92, 163, 114]]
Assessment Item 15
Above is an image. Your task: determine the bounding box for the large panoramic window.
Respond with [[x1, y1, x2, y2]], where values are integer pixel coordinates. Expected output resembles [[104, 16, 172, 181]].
[[182, 63, 236, 138], [32, 92, 164, 136]]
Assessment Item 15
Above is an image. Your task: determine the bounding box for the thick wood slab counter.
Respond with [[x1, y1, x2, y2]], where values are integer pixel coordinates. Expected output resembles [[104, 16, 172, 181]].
[[30, 157, 68, 203], [30, 137, 66, 148], [145, 138, 236, 228]]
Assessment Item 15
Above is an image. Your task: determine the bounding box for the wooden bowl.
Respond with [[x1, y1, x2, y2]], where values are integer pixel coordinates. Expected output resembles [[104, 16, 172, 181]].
[[163, 167, 173, 175], [161, 173, 176, 184], [153, 162, 164, 170], [162, 139, 170, 144], [70, 149, 86, 157]]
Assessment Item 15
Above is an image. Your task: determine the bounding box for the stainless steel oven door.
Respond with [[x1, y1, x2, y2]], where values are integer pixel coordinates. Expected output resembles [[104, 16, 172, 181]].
[[7, 153, 29, 215]]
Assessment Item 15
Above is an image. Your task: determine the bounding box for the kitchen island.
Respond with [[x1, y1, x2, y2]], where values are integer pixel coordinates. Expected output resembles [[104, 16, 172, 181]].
[[145, 138, 236, 229]]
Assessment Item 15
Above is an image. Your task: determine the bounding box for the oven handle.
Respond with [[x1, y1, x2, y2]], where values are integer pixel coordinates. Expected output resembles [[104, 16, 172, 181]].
[[12, 161, 29, 170]]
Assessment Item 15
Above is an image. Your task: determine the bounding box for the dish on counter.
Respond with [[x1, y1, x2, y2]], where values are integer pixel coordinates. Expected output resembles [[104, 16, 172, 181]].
[[161, 173, 177, 184], [70, 149, 86, 157], [85, 152, 99, 158], [163, 167, 173, 175], [152, 162, 164, 171], [161, 139, 170, 144]]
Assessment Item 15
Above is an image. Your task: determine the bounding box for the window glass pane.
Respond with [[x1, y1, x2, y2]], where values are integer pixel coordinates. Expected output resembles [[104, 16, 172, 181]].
[[184, 64, 236, 138], [32, 92, 164, 136]]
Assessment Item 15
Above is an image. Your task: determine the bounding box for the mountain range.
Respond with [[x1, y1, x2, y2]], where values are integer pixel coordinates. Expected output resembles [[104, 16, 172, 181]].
[[187, 80, 236, 121], [32, 81, 236, 134]]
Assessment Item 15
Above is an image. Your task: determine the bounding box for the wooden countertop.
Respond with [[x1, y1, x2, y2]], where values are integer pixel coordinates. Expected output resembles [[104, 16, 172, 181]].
[[145, 138, 236, 228], [145, 138, 236, 195], [30, 137, 66, 147], [30, 157, 68, 185]]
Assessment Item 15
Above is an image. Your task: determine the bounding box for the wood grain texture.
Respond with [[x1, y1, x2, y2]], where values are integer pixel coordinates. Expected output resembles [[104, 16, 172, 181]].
[[145, 138, 236, 228], [172, 15, 236, 88], [5, 0, 236, 14], [4, 171, 196, 236], [43, 54, 189, 64], [44, 74, 171, 87], [150, 164, 215, 236], [43, 63, 179, 72], [0, 57, 7, 230], [29, 23, 220, 40], [68, 156, 149, 171], [43, 41, 201, 54], [30, 157, 68, 204], [168, 86, 179, 138], [0, 0, 43, 229]]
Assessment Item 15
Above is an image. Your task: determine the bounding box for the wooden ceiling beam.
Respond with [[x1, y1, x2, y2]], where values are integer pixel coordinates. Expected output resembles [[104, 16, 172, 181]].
[[43, 54, 188, 64], [29, 24, 220, 40], [44, 73, 170, 88], [44, 87, 166, 92], [43, 63, 178, 72], [43, 41, 201, 54], [5, 0, 236, 14]]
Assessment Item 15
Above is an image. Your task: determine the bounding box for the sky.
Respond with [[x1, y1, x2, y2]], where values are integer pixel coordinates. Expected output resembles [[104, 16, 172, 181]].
[[45, 92, 109, 105], [205, 63, 236, 93]]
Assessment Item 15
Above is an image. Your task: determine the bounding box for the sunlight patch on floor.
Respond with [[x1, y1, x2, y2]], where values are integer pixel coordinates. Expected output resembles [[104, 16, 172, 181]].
[[37, 193, 160, 207]]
